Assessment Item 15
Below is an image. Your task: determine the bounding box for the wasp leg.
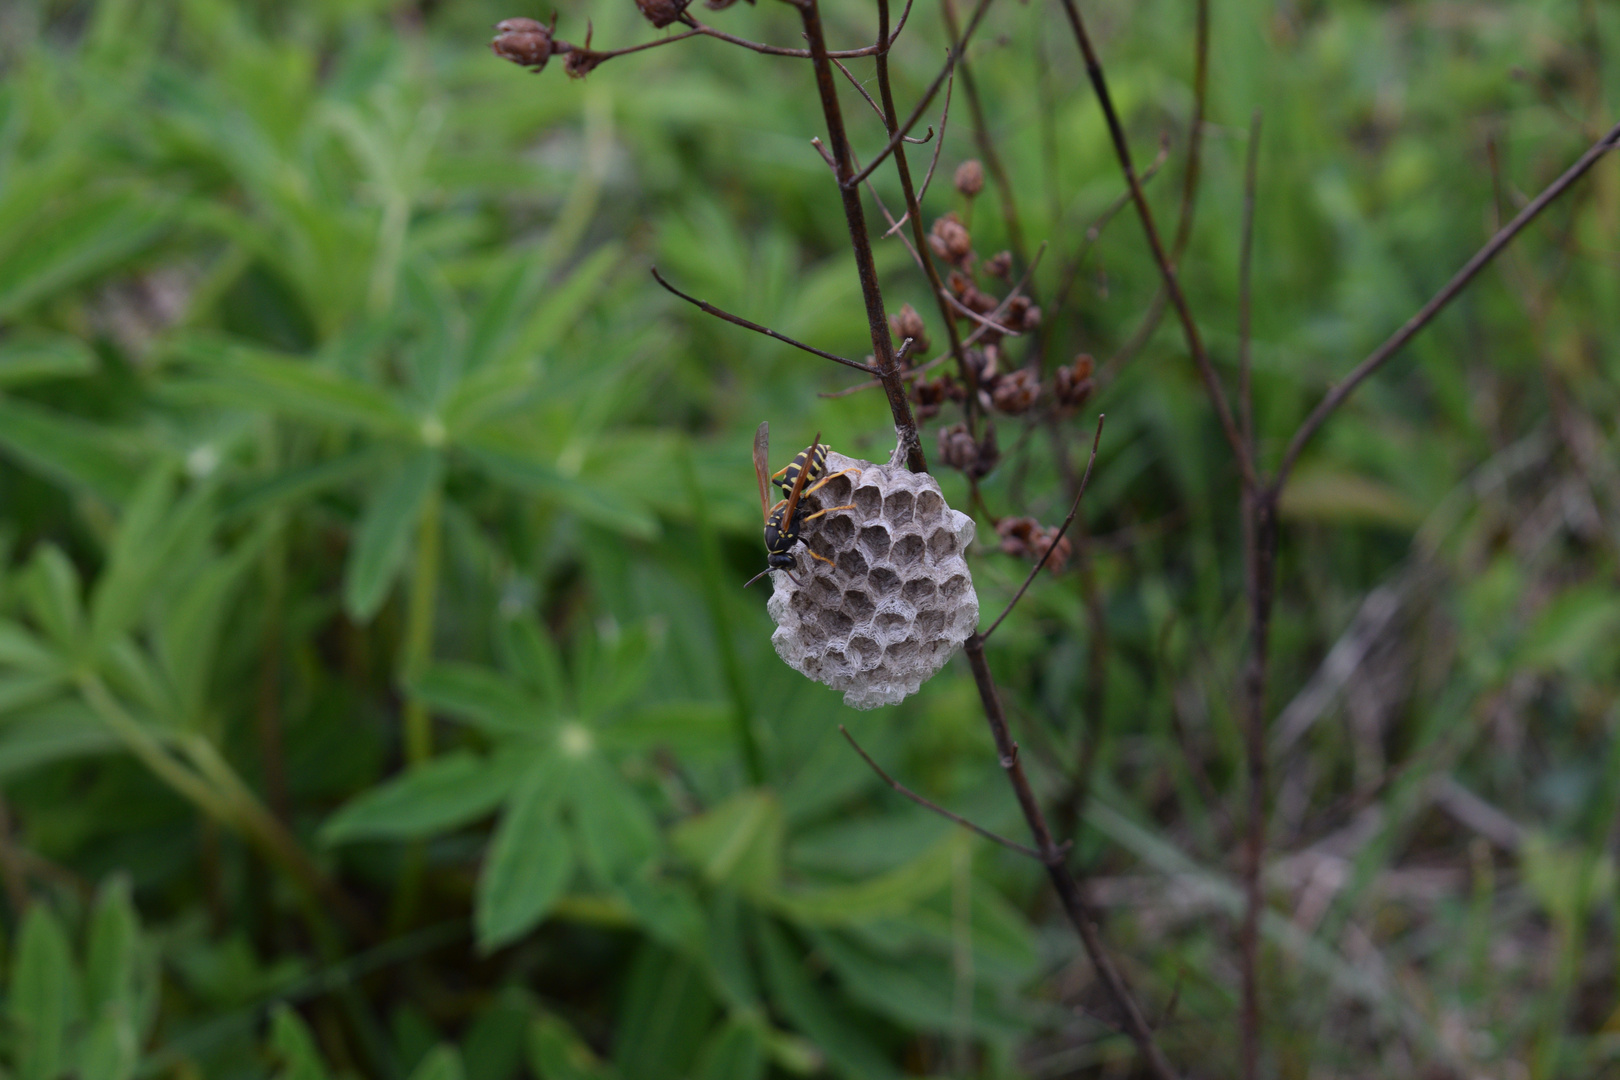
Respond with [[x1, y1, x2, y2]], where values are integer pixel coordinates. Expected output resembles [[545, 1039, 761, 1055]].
[[801, 468, 857, 497], [806, 548, 836, 566], [797, 503, 856, 522]]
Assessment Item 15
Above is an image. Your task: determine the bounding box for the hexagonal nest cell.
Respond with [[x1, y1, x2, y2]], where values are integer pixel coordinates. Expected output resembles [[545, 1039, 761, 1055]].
[[766, 452, 979, 709]]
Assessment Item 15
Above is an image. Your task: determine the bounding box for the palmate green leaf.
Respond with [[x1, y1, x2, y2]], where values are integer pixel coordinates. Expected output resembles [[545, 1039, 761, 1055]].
[[0, 188, 170, 320], [0, 333, 97, 386], [769, 838, 956, 926], [575, 622, 654, 719], [412, 662, 544, 736], [152, 531, 265, 723], [527, 1011, 616, 1080], [268, 1004, 331, 1080], [671, 790, 782, 898], [460, 441, 658, 540], [476, 751, 574, 952], [84, 876, 141, 1016], [319, 748, 527, 845], [221, 445, 389, 521], [493, 612, 570, 712], [12, 904, 79, 1080], [184, 342, 415, 436], [614, 943, 716, 1080], [613, 877, 706, 957], [754, 920, 898, 1080], [343, 449, 443, 622], [569, 751, 659, 884], [407, 1045, 464, 1080], [0, 618, 62, 674], [694, 1016, 766, 1080], [0, 398, 143, 504], [0, 701, 120, 780], [20, 545, 85, 651]]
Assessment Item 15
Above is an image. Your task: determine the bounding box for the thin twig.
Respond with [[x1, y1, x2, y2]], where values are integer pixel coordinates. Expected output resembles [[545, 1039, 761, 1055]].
[[981, 414, 1104, 640], [839, 726, 1046, 860], [941, 0, 1027, 272], [1058, 0, 1255, 491], [1050, 139, 1170, 324], [832, 57, 933, 143], [1271, 118, 1620, 495], [669, 7, 916, 60], [961, 637, 1178, 1080], [650, 267, 878, 374], [942, 289, 1020, 336], [1239, 111, 1261, 456], [798, 0, 926, 470], [881, 70, 955, 239], [845, 0, 995, 190]]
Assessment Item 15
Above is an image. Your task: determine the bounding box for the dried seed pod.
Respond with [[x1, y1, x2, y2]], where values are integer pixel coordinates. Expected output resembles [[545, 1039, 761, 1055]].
[[636, 0, 690, 27], [1054, 354, 1095, 412], [996, 516, 1073, 573], [909, 374, 960, 420], [767, 454, 979, 709], [889, 303, 931, 355], [492, 17, 559, 70], [1002, 295, 1040, 332], [929, 213, 973, 266], [938, 422, 999, 478], [984, 251, 1013, 279], [954, 159, 985, 197], [991, 368, 1041, 414]]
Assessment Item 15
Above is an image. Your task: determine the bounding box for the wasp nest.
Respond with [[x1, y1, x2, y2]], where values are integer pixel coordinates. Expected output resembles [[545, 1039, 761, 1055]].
[[767, 452, 978, 709]]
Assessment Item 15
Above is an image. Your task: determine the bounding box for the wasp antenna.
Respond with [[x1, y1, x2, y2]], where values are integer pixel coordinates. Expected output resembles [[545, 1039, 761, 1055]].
[[743, 567, 773, 589]]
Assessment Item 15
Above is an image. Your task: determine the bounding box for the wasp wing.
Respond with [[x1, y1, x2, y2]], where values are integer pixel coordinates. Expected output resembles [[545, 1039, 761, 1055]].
[[753, 421, 772, 523], [780, 430, 821, 531]]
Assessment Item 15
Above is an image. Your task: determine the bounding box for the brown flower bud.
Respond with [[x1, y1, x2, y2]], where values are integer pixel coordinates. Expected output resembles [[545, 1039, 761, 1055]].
[[990, 368, 1041, 414], [492, 17, 557, 70], [1054, 354, 1095, 411], [954, 159, 985, 197], [937, 422, 999, 478], [929, 213, 973, 266], [995, 517, 1072, 573], [889, 303, 930, 356], [1002, 295, 1041, 333], [637, 0, 690, 27], [984, 251, 1013, 279], [909, 374, 959, 420], [564, 49, 604, 78]]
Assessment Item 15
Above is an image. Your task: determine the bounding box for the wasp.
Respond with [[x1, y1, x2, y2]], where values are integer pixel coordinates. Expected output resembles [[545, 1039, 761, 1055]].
[[745, 423, 856, 588]]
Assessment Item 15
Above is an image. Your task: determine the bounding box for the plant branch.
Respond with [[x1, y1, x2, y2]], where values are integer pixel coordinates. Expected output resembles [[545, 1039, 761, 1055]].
[[981, 413, 1103, 639], [667, 5, 917, 60], [832, 57, 932, 143], [881, 71, 955, 238], [839, 726, 1046, 860], [651, 267, 880, 374], [798, 0, 926, 470], [1058, 0, 1255, 489], [1271, 118, 1620, 495], [961, 636, 1178, 1080], [941, 0, 1027, 271]]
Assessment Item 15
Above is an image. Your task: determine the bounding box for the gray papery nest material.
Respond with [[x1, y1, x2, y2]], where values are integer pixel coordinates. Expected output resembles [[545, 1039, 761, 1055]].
[[767, 452, 977, 709]]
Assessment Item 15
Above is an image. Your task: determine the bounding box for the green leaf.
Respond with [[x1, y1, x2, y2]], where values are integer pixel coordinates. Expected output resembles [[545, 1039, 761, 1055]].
[[21, 545, 84, 651], [770, 838, 955, 926], [320, 749, 524, 845], [569, 751, 659, 883], [0, 702, 120, 780], [413, 663, 545, 736], [527, 1011, 616, 1080], [343, 449, 443, 621], [493, 611, 570, 711], [195, 345, 414, 436], [89, 461, 214, 651], [755, 920, 898, 1080], [85, 876, 141, 1016], [576, 623, 654, 719], [77, 1012, 140, 1080], [0, 333, 97, 386], [0, 619, 62, 674], [476, 752, 575, 952], [614, 943, 716, 1080], [0, 189, 168, 319], [462, 442, 658, 540], [0, 398, 142, 504], [808, 929, 1025, 1040], [268, 1004, 331, 1080], [406, 1045, 464, 1080], [694, 1016, 766, 1080], [671, 791, 782, 898], [12, 905, 78, 1080]]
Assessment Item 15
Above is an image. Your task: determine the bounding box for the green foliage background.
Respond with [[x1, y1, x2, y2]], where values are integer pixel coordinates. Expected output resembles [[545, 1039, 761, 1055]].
[[0, 0, 1616, 1076]]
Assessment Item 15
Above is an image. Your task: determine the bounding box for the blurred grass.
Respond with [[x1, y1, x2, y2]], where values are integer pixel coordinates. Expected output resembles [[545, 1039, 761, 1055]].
[[0, 0, 1616, 1077]]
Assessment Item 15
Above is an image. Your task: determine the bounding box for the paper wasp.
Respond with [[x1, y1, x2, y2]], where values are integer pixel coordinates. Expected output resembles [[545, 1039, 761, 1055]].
[[745, 423, 856, 588]]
